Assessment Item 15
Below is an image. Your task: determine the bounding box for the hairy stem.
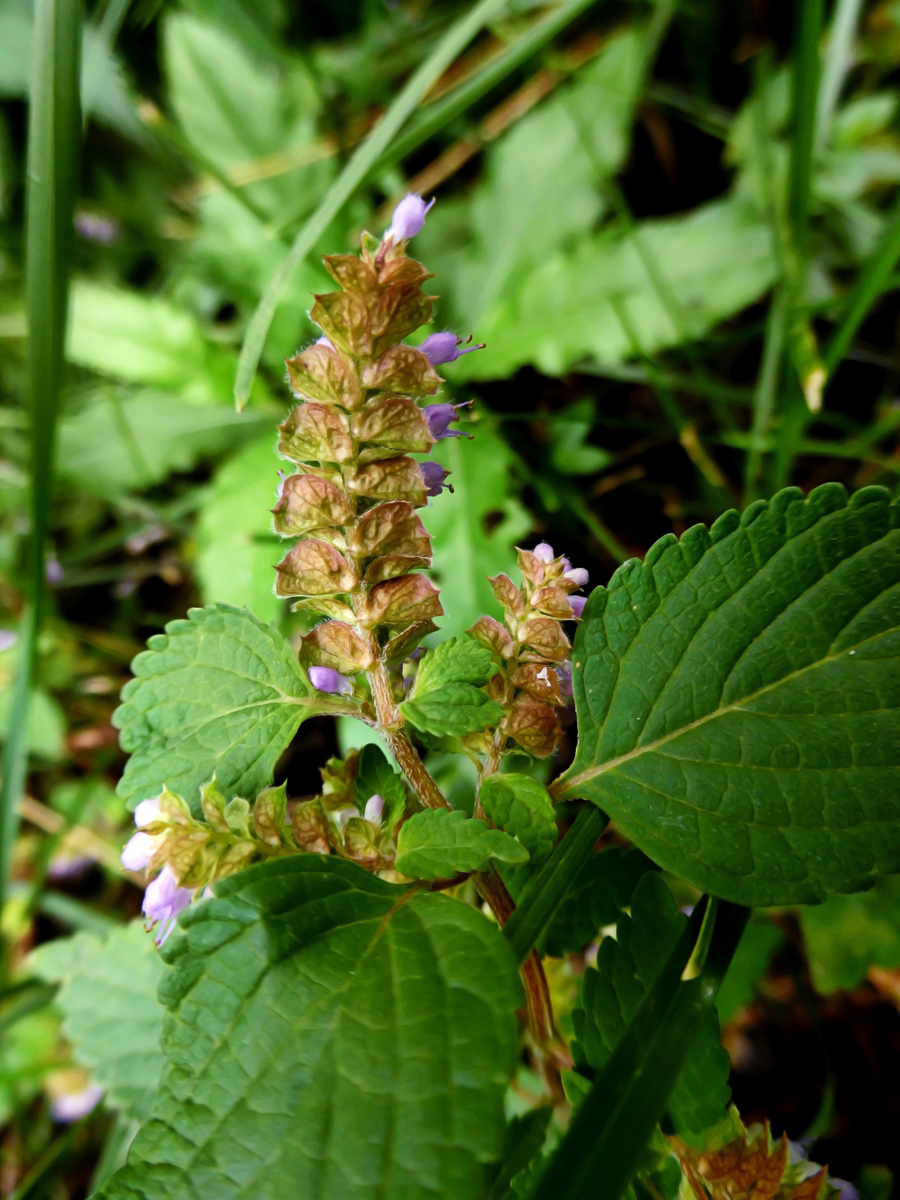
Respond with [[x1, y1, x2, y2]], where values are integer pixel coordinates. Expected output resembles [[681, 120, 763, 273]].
[[368, 659, 449, 811]]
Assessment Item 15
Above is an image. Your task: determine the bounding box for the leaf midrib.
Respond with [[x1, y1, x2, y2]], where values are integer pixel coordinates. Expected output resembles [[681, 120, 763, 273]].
[[556, 630, 896, 798]]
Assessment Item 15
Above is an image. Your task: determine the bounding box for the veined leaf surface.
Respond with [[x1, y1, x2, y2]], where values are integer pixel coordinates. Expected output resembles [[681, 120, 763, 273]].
[[101, 856, 521, 1200], [557, 484, 900, 906], [114, 604, 339, 809]]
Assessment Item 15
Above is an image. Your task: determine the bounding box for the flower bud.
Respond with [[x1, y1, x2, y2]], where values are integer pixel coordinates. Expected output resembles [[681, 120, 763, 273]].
[[564, 567, 589, 587], [338, 806, 361, 829], [134, 798, 162, 828], [418, 331, 485, 366], [363, 793, 385, 824], [308, 666, 354, 695], [420, 461, 451, 497], [533, 542, 555, 563], [121, 831, 154, 871], [569, 595, 586, 618], [142, 865, 194, 946], [388, 193, 434, 242]]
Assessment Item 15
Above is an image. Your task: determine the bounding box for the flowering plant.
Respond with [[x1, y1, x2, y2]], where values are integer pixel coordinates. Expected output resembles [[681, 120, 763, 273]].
[[101, 196, 900, 1200]]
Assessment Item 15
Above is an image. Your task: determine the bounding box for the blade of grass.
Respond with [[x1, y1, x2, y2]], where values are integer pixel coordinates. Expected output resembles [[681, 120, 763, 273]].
[[745, 287, 787, 501], [824, 192, 900, 375], [234, 0, 511, 410], [789, 0, 823, 264], [527, 899, 750, 1200], [816, 0, 864, 151], [0, 0, 82, 940], [381, 0, 599, 171], [503, 805, 608, 965]]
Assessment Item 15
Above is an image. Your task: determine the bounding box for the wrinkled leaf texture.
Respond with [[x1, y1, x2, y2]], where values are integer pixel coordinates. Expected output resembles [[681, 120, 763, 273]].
[[114, 604, 328, 810], [558, 484, 900, 906], [396, 808, 529, 879], [101, 856, 521, 1200]]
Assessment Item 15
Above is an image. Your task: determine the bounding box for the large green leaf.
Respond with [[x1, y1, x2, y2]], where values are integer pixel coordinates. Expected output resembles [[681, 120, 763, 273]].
[[454, 197, 774, 382], [114, 603, 337, 809], [424, 423, 531, 639], [196, 433, 285, 622], [58, 390, 268, 497], [557, 484, 900, 906], [29, 921, 165, 1123], [573, 874, 732, 1141], [396, 808, 529, 880], [101, 856, 522, 1200]]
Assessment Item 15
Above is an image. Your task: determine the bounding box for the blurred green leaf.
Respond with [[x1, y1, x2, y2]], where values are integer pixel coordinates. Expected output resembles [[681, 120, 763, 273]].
[[0, 685, 66, 761], [546, 398, 612, 475], [424, 421, 531, 638], [715, 919, 784, 1022], [58, 390, 269, 496], [800, 876, 900, 993], [29, 921, 166, 1123], [195, 432, 284, 621], [455, 197, 775, 380], [0, 1009, 58, 1126]]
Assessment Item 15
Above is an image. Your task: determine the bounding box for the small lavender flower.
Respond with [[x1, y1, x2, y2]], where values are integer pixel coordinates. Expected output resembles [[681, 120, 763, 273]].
[[308, 666, 353, 695], [564, 567, 589, 587], [364, 794, 384, 824], [556, 662, 573, 697], [423, 403, 468, 440], [533, 542, 555, 563], [0, 630, 16, 652], [418, 332, 485, 366], [134, 798, 162, 827], [74, 210, 119, 244], [569, 595, 586, 618], [51, 1082, 104, 1123], [388, 193, 434, 242], [121, 831, 155, 872], [420, 461, 451, 497], [143, 865, 194, 946]]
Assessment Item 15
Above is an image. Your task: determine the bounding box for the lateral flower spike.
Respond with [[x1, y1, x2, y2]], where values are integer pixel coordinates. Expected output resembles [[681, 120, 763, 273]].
[[274, 192, 481, 700], [467, 541, 590, 757]]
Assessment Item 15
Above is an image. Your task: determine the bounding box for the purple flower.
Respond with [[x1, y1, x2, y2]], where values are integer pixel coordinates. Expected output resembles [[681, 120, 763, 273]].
[[308, 666, 353, 695], [569, 595, 586, 618], [420, 461, 451, 497], [556, 662, 573, 697], [418, 332, 485, 366], [423, 403, 469, 440], [74, 210, 119, 244], [143, 865, 194, 946], [121, 831, 155, 872], [533, 542, 555, 563], [364, 793, 384, 824], [388, 193, 434, 242], [565, 567, 589, 587], [51, 1082, 104, 1123], [0, 630, 15, 652]]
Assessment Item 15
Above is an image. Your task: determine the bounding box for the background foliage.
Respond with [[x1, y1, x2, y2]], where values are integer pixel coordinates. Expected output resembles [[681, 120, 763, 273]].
[[2, 0, 900, 1194]]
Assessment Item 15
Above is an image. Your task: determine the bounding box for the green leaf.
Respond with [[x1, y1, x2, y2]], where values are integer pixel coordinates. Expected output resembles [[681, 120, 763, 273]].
[[715, 919, 784, 1022], [423, 422, 532, 638], [573, 875, 732, 1141], [29, 921, 165, 1123], [101, 856, 522, 1200], [800, 875, 900, 993], [396, 808, 529, 880], [557, 484, 900, 907], [546, 398, 612, 476], [67, 282, 241, 401], [196, 433, 285, 622], [0, 684, 66, 761], [401, 681, 505, 739], [453, 197, 774, 382], [480, 774, 557, 865], [114, 603, 332, 810], [488, 1108, 552, 1200], [58, 390, 268, 497], [353, 743, 407, 831], [412, 636, 497, 696], [532, 846, 655, 958]]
